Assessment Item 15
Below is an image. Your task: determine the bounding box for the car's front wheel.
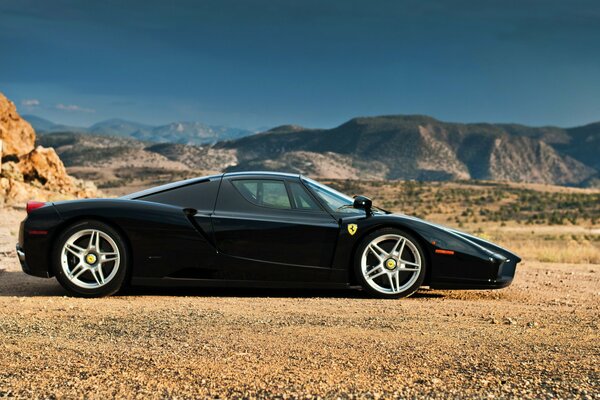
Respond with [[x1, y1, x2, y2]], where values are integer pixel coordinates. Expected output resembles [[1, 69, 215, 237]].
[[53, 220, 128, 297], [355, 228, 426, 298]]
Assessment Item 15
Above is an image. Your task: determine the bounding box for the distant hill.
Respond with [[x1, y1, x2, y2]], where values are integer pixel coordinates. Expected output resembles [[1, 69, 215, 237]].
[[36, 131, 237, 188], [31, 114, 600, 187], [26, 115, 255, 145], [22, 114, 85, 133], [216, 115, 599, 187], [36, 131, 233, 170], [87, 118, 152, 137], [559, 122, 600, 171], [132, 121, 252, 145]]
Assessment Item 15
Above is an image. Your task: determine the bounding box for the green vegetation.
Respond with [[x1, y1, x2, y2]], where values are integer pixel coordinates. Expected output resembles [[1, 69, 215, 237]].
[[326, 179, 600, 225]]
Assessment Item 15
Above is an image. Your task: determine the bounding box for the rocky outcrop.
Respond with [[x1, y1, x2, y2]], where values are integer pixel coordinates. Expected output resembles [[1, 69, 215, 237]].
[[488, 136, 596, 185], [18, 146, 75, 191], [0, 92, 98, 206], [0, 93, 35, 158]]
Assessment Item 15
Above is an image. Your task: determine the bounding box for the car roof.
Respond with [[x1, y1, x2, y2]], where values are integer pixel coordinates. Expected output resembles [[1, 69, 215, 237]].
[[121, 174, 223, 199], [223, 171, 301, 179], [122, 171, 303, 200]]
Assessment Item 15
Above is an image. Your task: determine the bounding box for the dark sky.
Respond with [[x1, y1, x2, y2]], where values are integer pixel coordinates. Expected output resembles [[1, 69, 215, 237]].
[[1, 0, 599, 129]]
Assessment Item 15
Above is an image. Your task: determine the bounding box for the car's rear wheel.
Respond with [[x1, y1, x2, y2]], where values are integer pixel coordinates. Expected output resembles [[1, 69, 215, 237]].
[[53, 220, 128, 297], [354, 228, 426, 298]]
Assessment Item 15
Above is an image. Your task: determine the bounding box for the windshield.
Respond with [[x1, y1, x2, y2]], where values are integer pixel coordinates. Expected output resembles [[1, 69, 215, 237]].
[[302, 178, 365, 215]]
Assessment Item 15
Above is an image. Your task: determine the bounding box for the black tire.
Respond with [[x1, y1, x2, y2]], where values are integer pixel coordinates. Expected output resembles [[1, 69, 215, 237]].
[[354, 228, 426, 299], [52, 220, 129, 298]]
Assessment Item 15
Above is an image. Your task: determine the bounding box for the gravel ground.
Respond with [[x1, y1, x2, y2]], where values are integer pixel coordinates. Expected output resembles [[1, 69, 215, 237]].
[[0, 208, 598, 399]]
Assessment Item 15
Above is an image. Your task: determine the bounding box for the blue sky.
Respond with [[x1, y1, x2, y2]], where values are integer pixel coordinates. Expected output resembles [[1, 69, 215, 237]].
[[1, 0, 599, 129]]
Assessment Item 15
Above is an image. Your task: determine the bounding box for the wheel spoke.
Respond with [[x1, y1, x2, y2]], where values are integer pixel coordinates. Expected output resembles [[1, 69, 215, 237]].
[[100, 252, 119, 264], [391, 237, 404, 255], [368, 243, 387, 261], [96, 265, 105, 284], [90, 268, 104, 285], [88, 231, 97, 249], [396, 240, 406, 260], [366, 265, 386, 280], [70, 263, 86, 279], [388, 273, 398, 293], [65, 243, 85, 257], [399, 265, 420, 271], [400, 259, 420, 267]]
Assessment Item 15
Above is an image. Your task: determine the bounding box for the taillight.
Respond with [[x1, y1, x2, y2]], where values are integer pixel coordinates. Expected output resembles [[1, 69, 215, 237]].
[[26, 201, 47, 214]]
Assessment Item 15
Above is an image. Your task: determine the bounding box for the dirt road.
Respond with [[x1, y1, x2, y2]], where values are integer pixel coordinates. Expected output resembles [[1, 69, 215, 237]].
[[0, 208, 598, 398]]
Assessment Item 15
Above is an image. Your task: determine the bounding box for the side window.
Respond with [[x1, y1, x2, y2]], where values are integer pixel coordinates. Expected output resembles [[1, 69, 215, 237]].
[[232, 179, 291, 209], [289, 182, 321, 211]]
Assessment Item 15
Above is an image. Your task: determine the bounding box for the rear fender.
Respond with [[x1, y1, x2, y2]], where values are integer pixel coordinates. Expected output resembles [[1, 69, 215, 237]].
[[51, 199, 218, 279], [19, 204, 63, 278]]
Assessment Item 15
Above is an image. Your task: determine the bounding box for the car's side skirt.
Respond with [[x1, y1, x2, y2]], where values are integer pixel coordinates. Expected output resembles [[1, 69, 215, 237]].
[[131, 277, 354, 290]]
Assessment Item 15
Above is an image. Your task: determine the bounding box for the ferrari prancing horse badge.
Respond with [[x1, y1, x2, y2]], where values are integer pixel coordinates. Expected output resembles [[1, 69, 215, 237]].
[[347, 224, 358, 235]]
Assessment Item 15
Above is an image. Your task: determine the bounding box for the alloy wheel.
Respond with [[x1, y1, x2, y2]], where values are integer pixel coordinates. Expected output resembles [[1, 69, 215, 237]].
[[360, 233, 422, 295], [60, 229, 121, 289]]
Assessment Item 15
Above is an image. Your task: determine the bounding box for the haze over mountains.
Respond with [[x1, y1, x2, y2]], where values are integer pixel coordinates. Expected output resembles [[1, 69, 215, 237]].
[[25, 115, 254, 145], [32, 114, 600, 188]]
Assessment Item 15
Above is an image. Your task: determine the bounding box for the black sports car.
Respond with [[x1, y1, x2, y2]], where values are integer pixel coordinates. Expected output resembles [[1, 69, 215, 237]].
[[16, 172, 520, 298]]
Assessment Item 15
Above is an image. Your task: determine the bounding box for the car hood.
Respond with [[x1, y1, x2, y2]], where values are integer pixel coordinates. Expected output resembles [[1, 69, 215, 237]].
[[373, 212, 522, 263]]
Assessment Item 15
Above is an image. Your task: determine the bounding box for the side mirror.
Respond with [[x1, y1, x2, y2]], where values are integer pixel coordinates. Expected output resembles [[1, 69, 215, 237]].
[[353, 195, 372, 216]]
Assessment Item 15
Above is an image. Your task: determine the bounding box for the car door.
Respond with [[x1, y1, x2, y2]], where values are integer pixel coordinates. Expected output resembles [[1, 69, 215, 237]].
[[211, 175, 340, 282]]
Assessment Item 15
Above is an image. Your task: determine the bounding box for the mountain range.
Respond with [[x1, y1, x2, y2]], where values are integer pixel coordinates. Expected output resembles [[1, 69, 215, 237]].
[[216, 115, 600, 187], [24, 115, 255, 145], [32, 114, 600, 188]]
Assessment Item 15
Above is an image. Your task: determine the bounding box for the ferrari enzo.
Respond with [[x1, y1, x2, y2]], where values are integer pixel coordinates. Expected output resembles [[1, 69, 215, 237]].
[[16, 172, 520, 298]]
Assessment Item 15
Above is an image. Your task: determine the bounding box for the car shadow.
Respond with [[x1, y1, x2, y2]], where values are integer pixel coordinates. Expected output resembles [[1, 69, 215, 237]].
[[124, 286, 445, 299], [0, 270, 445, 299], [0, 270, 66, 297], [123, 285, 366, 299]]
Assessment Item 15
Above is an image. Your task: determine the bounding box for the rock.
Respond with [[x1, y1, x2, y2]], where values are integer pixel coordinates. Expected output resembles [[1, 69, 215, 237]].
[[0, 93, 35, 158], [17, 146, 74, 193], [71, 177, 98, 198], [0, 92, 99, 205], [0, 178, 40, 204], [1, 162, 23, 181]]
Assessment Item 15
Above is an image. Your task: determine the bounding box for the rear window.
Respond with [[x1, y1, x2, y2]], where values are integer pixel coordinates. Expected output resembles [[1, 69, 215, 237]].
[[139, 179, 220, 212]]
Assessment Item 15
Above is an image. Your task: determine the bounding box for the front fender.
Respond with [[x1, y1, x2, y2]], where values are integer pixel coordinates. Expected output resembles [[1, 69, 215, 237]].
[[331, 213, 520, 288]]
